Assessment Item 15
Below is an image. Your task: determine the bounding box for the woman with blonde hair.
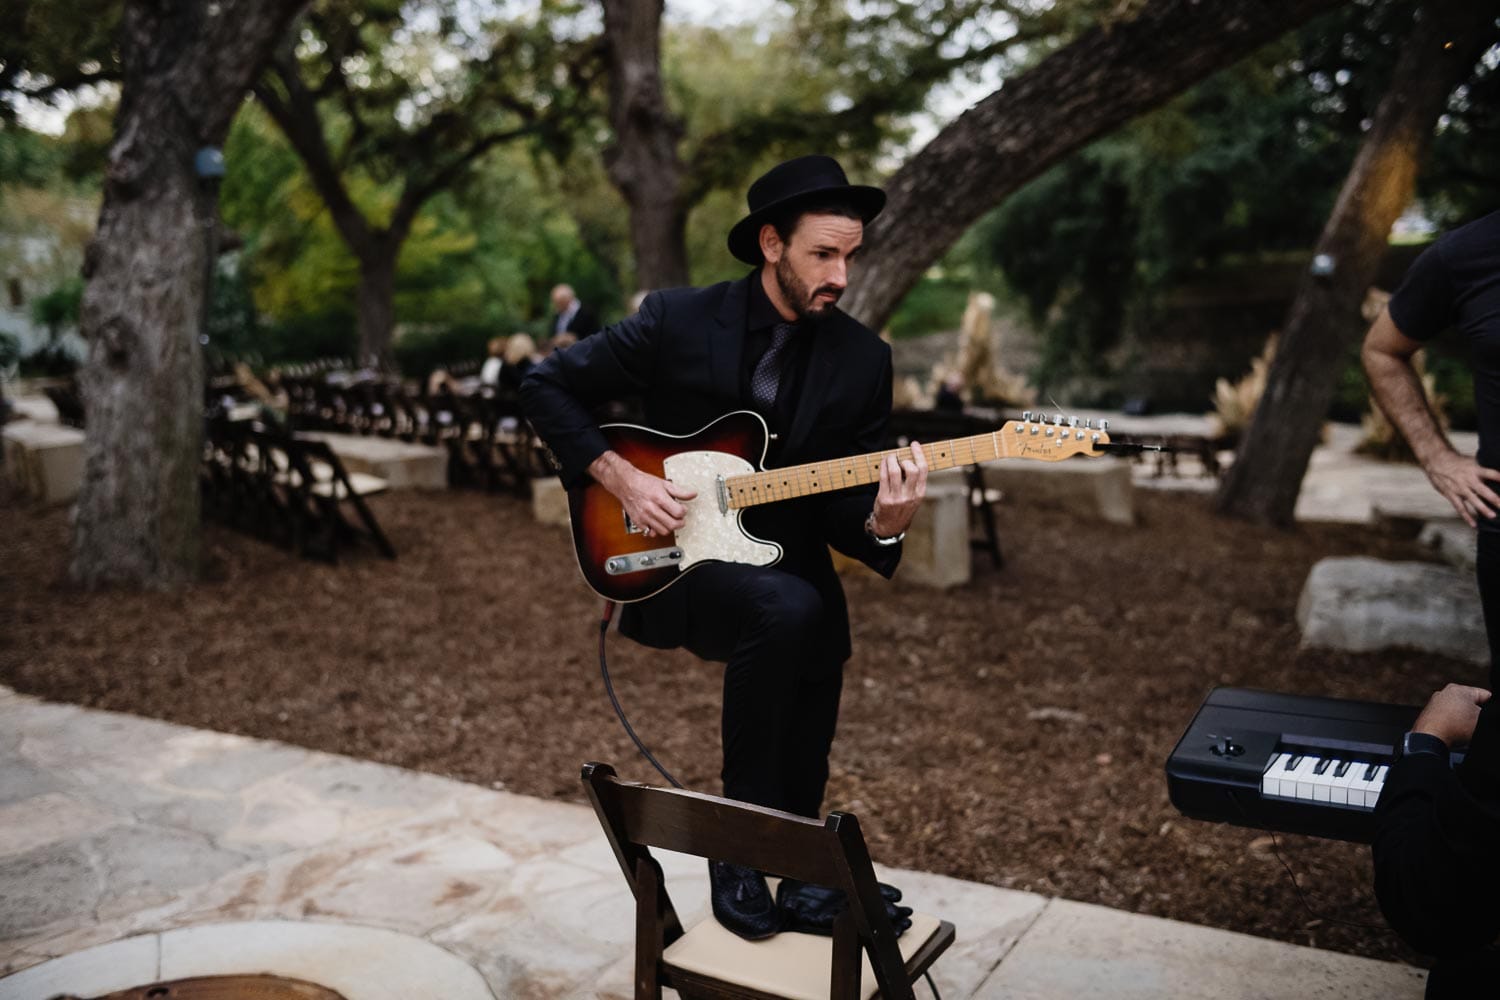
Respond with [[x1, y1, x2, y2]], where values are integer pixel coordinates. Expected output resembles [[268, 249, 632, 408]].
[[499, 332, 539, 391], [479, 336, 506, 388]]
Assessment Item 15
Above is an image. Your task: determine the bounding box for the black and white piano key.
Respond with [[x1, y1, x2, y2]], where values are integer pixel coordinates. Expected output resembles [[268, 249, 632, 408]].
[[1261, 752, 1388, 809]]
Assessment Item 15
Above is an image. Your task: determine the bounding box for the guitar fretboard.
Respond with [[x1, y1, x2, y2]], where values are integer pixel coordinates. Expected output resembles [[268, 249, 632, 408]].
[[722, 422, 1102, 509]]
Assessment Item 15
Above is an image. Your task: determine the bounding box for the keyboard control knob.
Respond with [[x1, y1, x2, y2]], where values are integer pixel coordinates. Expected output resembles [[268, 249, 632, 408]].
[[1209, 738, 1245, 758]]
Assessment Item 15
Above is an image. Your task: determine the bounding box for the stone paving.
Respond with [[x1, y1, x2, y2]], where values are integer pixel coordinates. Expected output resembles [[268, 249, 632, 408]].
[[0, 685, 1426, 1000], [1, 407, 1468, 998]]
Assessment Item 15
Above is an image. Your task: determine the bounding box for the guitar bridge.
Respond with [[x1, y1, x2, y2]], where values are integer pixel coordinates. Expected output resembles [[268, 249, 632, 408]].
[[604, 547, 685, 575]]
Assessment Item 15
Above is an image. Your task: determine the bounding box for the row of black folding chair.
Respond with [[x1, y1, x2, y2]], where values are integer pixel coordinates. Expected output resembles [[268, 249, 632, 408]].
[[201, 419, 396, 562]]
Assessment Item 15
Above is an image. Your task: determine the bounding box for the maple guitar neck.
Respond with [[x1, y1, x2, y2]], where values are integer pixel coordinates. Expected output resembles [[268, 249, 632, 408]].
[[721, 415, 1112, 510]]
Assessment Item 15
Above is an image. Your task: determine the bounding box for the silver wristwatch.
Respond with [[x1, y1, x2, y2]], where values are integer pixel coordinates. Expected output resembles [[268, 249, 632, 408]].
[[864, 511, 904, 546]]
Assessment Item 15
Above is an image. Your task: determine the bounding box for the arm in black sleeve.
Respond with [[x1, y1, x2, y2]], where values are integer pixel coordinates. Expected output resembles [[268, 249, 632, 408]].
[[1387, 238, 1456, 342], [520, 293, 664, 488], [822, 345, 902, 578], [1373, 705, 1500, 956]]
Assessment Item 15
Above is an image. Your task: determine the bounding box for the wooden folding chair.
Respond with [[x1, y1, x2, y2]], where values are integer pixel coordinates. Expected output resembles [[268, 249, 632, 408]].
[[287, 437, 397, 560], [582, 762, 955, 1000]]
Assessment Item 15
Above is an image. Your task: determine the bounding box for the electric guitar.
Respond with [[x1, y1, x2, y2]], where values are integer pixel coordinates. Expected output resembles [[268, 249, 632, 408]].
[[568, 409, 1116, 602]]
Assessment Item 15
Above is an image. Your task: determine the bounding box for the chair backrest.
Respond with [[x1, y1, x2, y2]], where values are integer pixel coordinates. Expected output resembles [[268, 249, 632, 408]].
[[582, 762, 915, 999]]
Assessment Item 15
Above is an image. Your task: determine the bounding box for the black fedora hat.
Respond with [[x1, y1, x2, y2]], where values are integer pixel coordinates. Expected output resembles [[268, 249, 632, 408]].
[[727, 155, 885, 265]]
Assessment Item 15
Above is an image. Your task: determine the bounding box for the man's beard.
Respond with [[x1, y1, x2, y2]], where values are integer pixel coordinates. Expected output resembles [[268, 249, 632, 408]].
[[775, 255, 841, 320]]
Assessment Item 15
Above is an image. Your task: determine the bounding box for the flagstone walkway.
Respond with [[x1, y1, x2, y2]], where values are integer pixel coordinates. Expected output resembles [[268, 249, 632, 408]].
[[0, 686, 1426, 1000]]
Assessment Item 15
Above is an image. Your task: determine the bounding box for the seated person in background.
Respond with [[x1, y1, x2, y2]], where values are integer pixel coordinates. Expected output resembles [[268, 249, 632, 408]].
[[550, 283, 600, 340], [479, 337, 506, 390], [233, 362, 290, 426], [934, 371, 965, 412], [1374, 682, 1500, 998], [546, 330, 578, 354], [426, 366, 463, 398], [498, 332, 538, 392]]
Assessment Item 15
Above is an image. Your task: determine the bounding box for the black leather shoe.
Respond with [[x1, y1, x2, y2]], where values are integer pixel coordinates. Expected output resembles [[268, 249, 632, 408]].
[[709, 860, 781, 940], [777, 879, 913, 937]]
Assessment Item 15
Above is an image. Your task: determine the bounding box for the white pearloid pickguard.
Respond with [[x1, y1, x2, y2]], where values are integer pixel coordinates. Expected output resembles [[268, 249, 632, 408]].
[[662, 450, 781, 571]]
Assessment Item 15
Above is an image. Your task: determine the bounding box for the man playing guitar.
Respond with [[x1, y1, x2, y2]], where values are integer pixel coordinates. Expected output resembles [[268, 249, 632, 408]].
[[521, 155, 928, 940]]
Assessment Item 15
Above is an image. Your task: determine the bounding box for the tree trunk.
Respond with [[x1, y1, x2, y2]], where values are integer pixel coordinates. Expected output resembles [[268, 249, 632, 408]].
[[1215, 0, 1498, 527], [356, 247, 398, 368], [842, 0, 1350, 332], [599, 0, 691, 291], [72, 0, 305, 589]]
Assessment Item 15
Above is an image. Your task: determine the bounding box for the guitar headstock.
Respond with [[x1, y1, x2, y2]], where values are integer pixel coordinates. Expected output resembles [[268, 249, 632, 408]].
[[997, 411, 1111, 461]]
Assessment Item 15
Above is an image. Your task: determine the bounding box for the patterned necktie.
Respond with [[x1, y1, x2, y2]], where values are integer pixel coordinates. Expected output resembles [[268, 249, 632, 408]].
[[750, 321, 796, 411]]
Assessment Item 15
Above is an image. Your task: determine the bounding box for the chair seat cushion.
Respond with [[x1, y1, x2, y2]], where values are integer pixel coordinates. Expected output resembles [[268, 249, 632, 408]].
[[309, 472, 388, 497], [663, 910, 942, 1000]]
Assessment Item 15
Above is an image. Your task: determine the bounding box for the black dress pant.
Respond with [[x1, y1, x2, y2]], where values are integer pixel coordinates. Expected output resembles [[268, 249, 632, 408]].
[[1426, 948, 1500, 999], [1479, 530, 1500, 694], [1416, 529, 1500, 997], [678, 562, 844, 818]]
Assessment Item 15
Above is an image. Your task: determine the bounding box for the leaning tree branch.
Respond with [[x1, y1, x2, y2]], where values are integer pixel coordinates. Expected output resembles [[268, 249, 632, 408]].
[[841, 0, 1353, 331]]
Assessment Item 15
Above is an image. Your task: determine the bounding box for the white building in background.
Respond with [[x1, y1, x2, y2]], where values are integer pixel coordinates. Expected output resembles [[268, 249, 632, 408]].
[[0, 189, 95, 366]]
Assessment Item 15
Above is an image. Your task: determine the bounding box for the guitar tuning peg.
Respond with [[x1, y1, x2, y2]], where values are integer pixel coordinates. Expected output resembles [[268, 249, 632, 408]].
[[1084, 418, 1094, 429], [1099, 418, 1110, 433], [1069, 416, 1080, 428], [1054, 413, 1065, 425], [1022, 410, 1032, 422]]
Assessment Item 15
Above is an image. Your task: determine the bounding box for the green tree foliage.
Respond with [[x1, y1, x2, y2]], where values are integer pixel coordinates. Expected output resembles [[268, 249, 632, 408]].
[[251, 0, 597, 364], [0, 0, 120, 123], [0, 136, 99, 333], [973, 36, 1362, 384], [595, 0, 1092, 291], [31, 276, 82, 336], [1423, 40, 1500, 221], [968, 0, 1496, 389], [216, 105, 619, 368], [0, 123, 62, 193]]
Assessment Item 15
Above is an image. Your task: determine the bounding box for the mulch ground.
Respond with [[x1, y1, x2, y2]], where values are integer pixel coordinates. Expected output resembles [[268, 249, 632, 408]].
[[0, 478, 1474, 966]]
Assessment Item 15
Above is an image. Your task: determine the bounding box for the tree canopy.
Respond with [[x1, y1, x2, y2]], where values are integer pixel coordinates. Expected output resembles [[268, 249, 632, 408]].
[[963, 0, 1499, 393]]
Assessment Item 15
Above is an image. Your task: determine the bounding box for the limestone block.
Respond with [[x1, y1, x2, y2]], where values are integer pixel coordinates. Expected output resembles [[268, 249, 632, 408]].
[[297, 432, 446, 490], [2, 422, 85, 505], [1371, 491, 1464, 528], [531, 475, 571, 528], [1297, 556, 1489, 665], [982, 455, 1133, 526], [7, 395, 60, 424], [898, 468, 971, 589], [1418, 519, 1477, 572]]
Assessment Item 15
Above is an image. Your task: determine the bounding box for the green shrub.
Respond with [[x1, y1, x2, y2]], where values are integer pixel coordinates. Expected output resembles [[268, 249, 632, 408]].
[[20, 343, 80, 377], [254, 313, 358, 366], [885, 276, 972, 340], [393, 323, 505, 377]]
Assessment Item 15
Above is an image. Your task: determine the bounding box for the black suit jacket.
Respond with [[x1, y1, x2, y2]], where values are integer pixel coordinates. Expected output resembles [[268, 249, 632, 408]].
[[521, 273, 901, 661], [552, 302, 600, 339]]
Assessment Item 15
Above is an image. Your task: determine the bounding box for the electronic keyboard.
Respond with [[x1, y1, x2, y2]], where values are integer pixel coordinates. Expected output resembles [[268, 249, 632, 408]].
[[1165, 687, 1439, 843]]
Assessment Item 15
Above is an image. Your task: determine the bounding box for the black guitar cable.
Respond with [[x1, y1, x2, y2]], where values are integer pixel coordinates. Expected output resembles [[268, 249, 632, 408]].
[[1225, 789, 1391, 935], [599, 599, 683, 788]]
